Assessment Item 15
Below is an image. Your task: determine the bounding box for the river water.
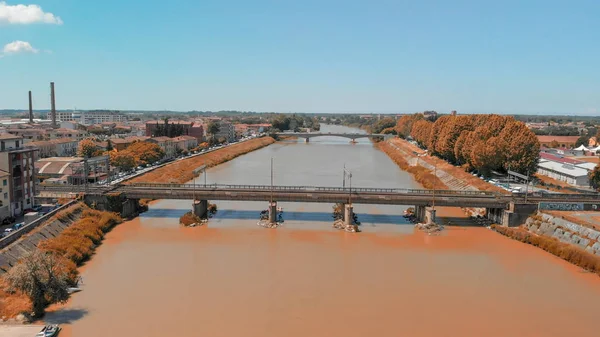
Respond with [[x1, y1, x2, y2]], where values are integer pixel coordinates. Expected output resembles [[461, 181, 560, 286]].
[[50, 125, 600, 337]]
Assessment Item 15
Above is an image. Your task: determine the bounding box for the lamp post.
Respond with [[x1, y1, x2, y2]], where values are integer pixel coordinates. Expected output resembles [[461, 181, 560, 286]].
[[270, 157, 274, 203], [432, 162, 436, 211], [344, 167, 352, 204]]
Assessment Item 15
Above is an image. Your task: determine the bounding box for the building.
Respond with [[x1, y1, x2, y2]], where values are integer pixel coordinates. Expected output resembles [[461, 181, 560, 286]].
[[589, 137, 598, 147], [6, 128, 46, 141], [0, 170, 10, 222], [145, 120, 204, 141], [537, 160, 589, 186], [56, 111, 127, 125], [146, 137, 176, 158], [172, 136, 198, 152], [0, 134, 37, 217], [46, 128, 87, 141], [36, 156, 110, 185], [24, 138, 79, 158], [210, 121, 236, 143], [536, 135, 579, 148]]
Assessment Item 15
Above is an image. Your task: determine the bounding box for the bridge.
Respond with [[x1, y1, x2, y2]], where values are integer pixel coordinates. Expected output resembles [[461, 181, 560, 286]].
[[276, 132, 390, 142], [36, 183, 600, 227]]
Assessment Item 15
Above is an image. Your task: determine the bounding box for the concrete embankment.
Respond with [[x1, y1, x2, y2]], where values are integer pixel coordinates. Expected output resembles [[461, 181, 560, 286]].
[[0, 202, 83, 274], [129, 136, 275, 184]]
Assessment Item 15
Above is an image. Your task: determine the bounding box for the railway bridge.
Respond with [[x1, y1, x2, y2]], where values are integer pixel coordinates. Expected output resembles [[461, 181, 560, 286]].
[[36, 183, 600, 227]]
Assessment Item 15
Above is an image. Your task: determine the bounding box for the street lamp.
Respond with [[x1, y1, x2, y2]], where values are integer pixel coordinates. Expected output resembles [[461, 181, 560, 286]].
[[270, 157, 274, 203], [344, 166, 352, 204]]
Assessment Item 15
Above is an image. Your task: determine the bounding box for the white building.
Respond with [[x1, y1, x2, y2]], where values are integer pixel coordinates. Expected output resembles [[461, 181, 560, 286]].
[[56, 111, 127, 125], [537, 160, 590, 186], [0, 134, 37, 217]]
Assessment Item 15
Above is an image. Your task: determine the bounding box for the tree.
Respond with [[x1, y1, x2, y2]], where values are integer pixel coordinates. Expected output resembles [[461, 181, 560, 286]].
[[127, 141, 165, 165], [549, 140, 559, 148], [110, 152, 136, 172], [207, 121, 220, 139], [106, 139, 113, 151], [4, 251, 72, 317], [78, 138, 97, 158], [590, 165, 600, 190]]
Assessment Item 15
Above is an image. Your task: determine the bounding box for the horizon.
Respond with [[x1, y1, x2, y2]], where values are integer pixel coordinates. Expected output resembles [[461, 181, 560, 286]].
[[0, 1, 598, 115]]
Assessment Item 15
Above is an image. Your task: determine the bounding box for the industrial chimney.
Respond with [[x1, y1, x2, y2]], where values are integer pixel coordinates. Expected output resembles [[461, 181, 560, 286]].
[[28, 91, 33, 123], [50, 82, 57, 128]]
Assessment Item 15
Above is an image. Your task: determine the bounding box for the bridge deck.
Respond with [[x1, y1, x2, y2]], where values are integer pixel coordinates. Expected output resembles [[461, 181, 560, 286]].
[[36, 183, 600, 208]]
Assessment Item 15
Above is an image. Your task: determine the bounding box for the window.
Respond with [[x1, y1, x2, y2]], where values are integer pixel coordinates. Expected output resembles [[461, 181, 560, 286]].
[[3, 193, 7, 199], [2, 179, 6, 186]]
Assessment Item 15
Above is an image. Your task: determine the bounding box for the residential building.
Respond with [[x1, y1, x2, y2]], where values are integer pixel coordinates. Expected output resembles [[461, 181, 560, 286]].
[[536, 135, 579, 148], [0, 170, 10, 222], [145, 120, 204, 141], [146, 137, 176, 158], [172, 136, 198, 152], [589, 137, 598, 147], [212, 121, 236, 143], [47, 128, 87, 141], [0, 134, 37, 217], [6, 128, 46, 141], [24, 138, 79, 158], [56, 111, 127, 125]]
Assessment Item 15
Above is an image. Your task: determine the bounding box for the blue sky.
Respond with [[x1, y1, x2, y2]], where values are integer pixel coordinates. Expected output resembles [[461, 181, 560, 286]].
[[0, 0, 599, 114]]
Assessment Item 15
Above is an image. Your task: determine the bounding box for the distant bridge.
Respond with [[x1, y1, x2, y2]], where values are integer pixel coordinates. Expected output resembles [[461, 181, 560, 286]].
[[276, 132, 390, 142]]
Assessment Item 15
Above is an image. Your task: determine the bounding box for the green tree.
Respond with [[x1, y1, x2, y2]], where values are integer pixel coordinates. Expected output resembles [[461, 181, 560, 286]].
[[207, 121, 220, 139], [4, 251, 72, 317], [589, 165, 600, 191], [106, 139, 113, 151]]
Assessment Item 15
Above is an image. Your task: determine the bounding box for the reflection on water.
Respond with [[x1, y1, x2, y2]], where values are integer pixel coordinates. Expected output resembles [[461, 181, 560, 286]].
[[53, 124, 600, 337]]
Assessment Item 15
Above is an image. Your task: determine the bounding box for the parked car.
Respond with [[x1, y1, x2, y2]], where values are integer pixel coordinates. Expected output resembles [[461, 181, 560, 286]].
[[4, 228, 14, 233], [32, 204, 43, 212], [2, 216, 15, 225], [13, 222, 23, 230]]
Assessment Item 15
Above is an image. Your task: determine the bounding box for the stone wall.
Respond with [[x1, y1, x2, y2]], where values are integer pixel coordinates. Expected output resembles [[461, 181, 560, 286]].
[[524, 212, 600, 255]]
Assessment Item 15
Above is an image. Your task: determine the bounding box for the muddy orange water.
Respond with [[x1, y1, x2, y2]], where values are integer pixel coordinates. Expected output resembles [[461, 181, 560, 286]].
[[47, 125, 600, 336]]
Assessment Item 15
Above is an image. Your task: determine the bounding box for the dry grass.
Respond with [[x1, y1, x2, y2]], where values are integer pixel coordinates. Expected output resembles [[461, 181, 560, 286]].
[[388, 138, 509, 194], [492, 225, 600, 276], [0, 204, 122, 317], [534, 174, 580, 194], [129, 137, 275, 184], [377, 141, 448, 190]]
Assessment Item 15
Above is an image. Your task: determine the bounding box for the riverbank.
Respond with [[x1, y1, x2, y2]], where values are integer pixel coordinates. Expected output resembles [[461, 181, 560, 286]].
[[0, 203, 122, 320], [128, 137, 275, 184]]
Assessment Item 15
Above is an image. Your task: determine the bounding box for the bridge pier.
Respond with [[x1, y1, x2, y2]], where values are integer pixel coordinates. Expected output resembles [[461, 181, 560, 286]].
[[414, 205, 425, 222], [193, 199, 208, 218], [486, 203, 538, 227], [344, 204, 354, 227], [304, 137, 310, 143], [268, 201, 278, 224]]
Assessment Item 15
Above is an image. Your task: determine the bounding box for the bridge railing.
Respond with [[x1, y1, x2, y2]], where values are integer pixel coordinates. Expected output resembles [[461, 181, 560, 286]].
[[121, 183, 500, 196]]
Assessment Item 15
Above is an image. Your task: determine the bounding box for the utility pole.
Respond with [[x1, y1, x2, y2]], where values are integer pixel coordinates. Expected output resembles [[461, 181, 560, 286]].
[[524, 170, 530, 203], [270, 157, 274, 203], [343, 163, 346, 189], [432, 163, 436, 211]]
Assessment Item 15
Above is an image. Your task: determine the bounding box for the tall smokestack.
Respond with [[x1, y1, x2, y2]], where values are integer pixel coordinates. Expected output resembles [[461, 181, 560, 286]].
[[28, 91, 33, 123], [50, 82, 56, 128]]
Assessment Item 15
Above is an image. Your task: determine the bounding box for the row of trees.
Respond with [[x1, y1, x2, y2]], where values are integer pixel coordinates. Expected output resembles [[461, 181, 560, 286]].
[[397, 114, 540, 176], [150, 118, 188, 138]]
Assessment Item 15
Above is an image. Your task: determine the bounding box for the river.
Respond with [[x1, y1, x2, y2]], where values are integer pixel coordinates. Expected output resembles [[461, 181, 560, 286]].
[[49, 125, 600, 337]]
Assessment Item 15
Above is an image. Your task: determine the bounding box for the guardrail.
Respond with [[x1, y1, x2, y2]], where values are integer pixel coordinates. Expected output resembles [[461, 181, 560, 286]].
[[0, 199, 78, 249], [120, 183, 500, 196]]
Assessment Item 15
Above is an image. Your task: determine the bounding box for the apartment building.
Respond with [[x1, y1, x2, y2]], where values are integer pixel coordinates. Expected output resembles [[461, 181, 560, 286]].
[[146, 137, 176, 158], [0, 170, 10, 222], [0, 134, 37, 217], [172, 135, 198, 152], [56, 111, 127, 125], [25, 138, 79, 158]]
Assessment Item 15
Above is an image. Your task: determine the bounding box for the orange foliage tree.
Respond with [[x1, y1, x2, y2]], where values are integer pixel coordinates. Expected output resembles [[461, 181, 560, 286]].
[[77, 138, 98, 158], [407, 114, 539, 176]]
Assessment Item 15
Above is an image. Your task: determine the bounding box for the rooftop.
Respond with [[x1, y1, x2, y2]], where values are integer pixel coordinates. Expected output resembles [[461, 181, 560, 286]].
[[538, 161, 589, 178], [536, 135, 580, 143]]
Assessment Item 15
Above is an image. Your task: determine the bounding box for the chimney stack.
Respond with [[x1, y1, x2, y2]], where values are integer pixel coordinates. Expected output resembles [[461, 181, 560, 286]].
[[50, 82, 57, 128], [28, 91, 33, 123]]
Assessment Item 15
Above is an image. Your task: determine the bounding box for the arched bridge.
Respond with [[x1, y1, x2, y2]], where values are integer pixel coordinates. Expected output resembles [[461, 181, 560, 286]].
[[276, 132, 390, 142]]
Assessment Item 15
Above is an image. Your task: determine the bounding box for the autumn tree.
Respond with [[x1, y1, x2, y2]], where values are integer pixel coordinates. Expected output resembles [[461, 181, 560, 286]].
[[110, 151, 136, 172], [126, 141, 165, 165], [589, 165, 600, 191], [77, 138, 97, 158], [549, 140, 559, 148], [4, 251, 72, 317]]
